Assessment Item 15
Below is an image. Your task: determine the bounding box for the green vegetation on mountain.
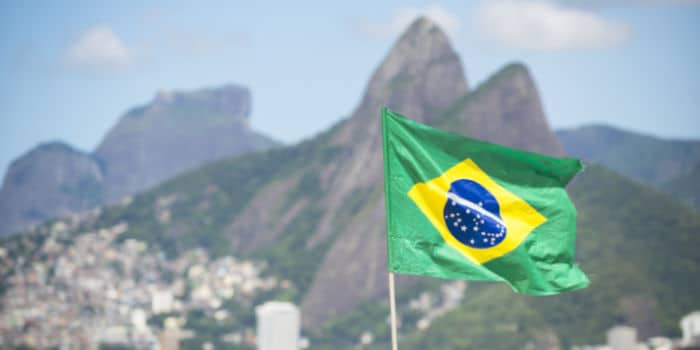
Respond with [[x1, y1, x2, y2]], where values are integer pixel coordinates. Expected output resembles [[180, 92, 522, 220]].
[[103, 148, 292, 258], [403, 284, 550, 350], [557, 125, 700, 209], [662, 162, 700, 208], [92, 125, 348, 296], [557, 125, 700, 189]]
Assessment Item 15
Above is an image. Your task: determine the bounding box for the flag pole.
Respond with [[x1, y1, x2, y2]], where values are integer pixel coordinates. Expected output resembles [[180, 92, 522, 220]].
[[389, 272, 399, 350]]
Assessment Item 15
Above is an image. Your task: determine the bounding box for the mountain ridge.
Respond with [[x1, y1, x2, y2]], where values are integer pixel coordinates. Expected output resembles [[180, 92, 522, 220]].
[[0, 141, 103, 238], [0, 84, 278, 238], [557, 124, 700, 185], [557, 124, 700, 208]]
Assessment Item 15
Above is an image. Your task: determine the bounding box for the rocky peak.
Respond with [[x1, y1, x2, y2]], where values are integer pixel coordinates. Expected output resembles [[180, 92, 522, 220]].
[[301, 17, 469, 327], [301, 28, 568, 329], [377, 16, 466, 112], [94, 84, 272, 202], [149, 85, 251, 123], [1, 142, 101, 189], [357, 16, 467, 121], [332, 16, 468, 148], [0, 142, 103, 237], [449, 62, 565, 156]]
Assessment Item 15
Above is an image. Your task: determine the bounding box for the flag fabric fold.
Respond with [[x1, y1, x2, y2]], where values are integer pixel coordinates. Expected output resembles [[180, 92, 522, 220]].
[[381, 107, 589, 295]]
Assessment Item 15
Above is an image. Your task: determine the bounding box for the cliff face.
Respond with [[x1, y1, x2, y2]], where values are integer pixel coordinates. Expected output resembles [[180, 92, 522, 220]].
[[300, 20, 575, 327], [208, 18, 562, 328], [299, 17, 469, 327], [0, 85, 277, 237], [95, 85, 277, 202], [0, 142, 103, 236], [437, 63, 565, 156]]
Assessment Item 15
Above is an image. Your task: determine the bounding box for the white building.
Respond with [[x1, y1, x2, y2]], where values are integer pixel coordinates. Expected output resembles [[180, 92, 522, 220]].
[[131, 308, 148, 332], [607, 325, 638, 350], [152, 289, 174, 314], [647, 337, 672, 350], [681, 311, 700, 346], [99, 326, 129, 345], [255, 301, 300, 350]]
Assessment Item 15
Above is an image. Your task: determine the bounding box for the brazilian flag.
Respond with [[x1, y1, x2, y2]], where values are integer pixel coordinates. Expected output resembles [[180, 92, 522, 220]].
[[381, 108, 589, 294]]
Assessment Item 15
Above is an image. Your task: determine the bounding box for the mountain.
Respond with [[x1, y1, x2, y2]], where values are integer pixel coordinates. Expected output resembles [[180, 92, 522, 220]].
[[557, 125, 700, 186], [436, 62, 564, 157], [662, 162, 700, 208], [0, 85, 278, 238], [557, 125, 700, 209], [299, 17, 469, 327], [95, 85, 277, 202], [302, 25, 568, 327], [0, 142, 103, 238], [90, 17, 469, 328], [0, 16, 473, 335], [3, 16, 699, 350], [6, 17, 571, 328]]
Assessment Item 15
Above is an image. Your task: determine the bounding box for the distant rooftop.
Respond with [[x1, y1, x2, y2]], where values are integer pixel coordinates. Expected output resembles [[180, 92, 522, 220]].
[[255, 301, 299, 315]]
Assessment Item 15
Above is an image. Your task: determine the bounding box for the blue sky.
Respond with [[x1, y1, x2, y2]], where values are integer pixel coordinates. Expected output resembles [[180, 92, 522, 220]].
[[1, 0, 699, 179]]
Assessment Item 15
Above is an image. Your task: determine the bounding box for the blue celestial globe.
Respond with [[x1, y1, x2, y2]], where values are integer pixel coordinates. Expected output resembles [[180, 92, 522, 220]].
[[442, 179, 507, 249]]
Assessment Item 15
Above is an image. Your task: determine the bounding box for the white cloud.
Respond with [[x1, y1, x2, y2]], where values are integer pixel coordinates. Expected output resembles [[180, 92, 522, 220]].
[[476, 0, 631, 50], [358, 5, 460, 40], [64, 26, 132, 69]]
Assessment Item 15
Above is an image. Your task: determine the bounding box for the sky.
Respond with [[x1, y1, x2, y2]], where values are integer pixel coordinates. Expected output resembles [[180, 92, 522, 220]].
[[1, 0, 699, 179]]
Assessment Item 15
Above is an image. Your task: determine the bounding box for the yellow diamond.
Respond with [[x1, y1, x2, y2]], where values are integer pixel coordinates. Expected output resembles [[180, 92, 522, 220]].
[[408, 158, 547, 264]]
